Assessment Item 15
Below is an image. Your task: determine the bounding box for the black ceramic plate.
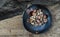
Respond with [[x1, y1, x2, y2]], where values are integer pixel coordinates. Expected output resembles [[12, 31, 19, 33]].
[[23, 4, 52, 34]]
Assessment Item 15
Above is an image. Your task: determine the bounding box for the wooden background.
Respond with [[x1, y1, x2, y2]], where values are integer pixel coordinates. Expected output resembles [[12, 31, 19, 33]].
[[0, 1, 60, 37]]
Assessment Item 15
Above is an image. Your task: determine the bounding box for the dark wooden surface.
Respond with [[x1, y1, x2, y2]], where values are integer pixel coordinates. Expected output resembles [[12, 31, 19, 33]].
[[0, 0, 60, 37]]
